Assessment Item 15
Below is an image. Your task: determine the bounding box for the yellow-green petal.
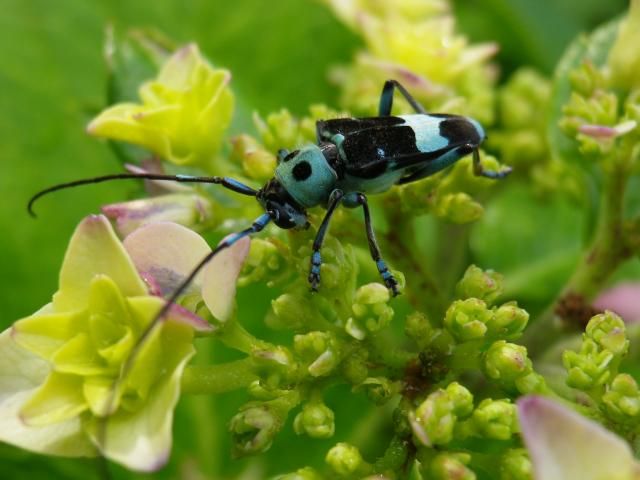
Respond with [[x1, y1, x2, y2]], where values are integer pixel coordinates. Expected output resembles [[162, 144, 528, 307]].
[[13, 310, 86, 360], [54, 215, 147, 311], [20, 372, 88, 427]]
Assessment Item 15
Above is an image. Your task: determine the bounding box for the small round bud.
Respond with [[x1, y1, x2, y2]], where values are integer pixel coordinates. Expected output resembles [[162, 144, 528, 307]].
[[602, 373, 640, 419], [231, 134, 277, 181], [514, 371, 548, 395], [445, 382, 474, 418], [456, 265, 504, 306], [326, 443, 368, 476], [434, 192, 484, 224], [349, 283, 394, 336], [405, 311, 435, 348], [427, 452, 475, 480], [341, 348, 369, 385], [500, 448, 532, 480], [358, 377, 398, 405], [585, 311, 629, 357], [294, 402, 335, 439], [412, 389, 457, 446], [444, 299, 491, 342], [229, 404, 280, 456], [486, 304, 529, 340], [294, 331, 340, 377], [472, 399, 518, 440], [273, 467, 323, 480], [267, 293, 310, 330], [484, 341, 532, 382], [563, 339, 614, 390]]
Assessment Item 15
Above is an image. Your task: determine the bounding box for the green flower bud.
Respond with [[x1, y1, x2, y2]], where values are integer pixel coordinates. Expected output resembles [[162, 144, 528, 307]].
[[434, 192, 484, 224], [486, 303, 529, 340], [252, 345, 297, 386], [412, 389, 459, 446], [357, 377, 398, 405], [444, 299, 491, 342], [326, 442, 369, 477], [247, 381, 292, 401], [563, 338, 614, 390], [341, 348, 369, 385], [267, 293, 313, 330], [446, 382, 474, 418], [241, 239, 288, 288], [456, 265, 504, 306], [484, 341, 532, 383], [514, 371, 549, 395], [427, 452, 476, 480], [229, 403, 282, 456], [272, 467, 323, 480], [608, 0, 640, 90], [349, 283, 394, 336], [500, 449, 532, 480], [602, 374, 640, 420], [585, 311, 629, 357], [294, 401, 335, 439], [230, 134, 277, 181], [294, 331, 341, 377], [405, 311, 436, 349], [471, 399, 518, 440]]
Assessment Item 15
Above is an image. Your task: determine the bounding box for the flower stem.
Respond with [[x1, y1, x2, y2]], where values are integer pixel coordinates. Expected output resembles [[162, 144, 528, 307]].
[[523, 160, 632, 357], [181, 358, 258, 394]]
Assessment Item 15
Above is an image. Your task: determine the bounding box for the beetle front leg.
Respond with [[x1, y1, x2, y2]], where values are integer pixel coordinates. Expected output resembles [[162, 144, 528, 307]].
[[309, 189, 344, 292], [353, 193, 399, 296], [471, 147, 512, 179]]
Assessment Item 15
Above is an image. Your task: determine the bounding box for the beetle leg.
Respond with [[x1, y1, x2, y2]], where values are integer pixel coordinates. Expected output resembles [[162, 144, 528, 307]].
[[309, 189, 344, 292], [379, 79, 427, 116], [354, 193, 399, 296], [471, 147, 513, 179]]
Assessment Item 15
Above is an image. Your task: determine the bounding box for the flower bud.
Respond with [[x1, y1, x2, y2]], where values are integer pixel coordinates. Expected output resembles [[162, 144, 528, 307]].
[[484, 341, 532, 383], [230, 134, 277, 181], [444, 299, 491, 342], [486, 303, 529, 340], [427, 452, 475, 480], [514, 371, 549, 395], [357, 377, 398, 405], [500, 448, 532, 480], [273, 467, 323, 480], [229, 403, 281, 456], [341, 348, 369, 385], [563, 339, 614, 390], [325, 442, 368, 476], [585, 311, 629, 357], [456, 265, 504, 306], [405, 311, 435, 348], [471, 399, 518, 440], [446, 382, 474, 418], [294, 401, 335, 439], [240, 239, 287, 288], [348, 283, 394, 338], [412, 389, 458, 445], [434, 192, 484, 224], [267, 293, 313, 330], [608, 0, 640, 90], [294, 331, 341, 377], [602, 373, 640, 420]]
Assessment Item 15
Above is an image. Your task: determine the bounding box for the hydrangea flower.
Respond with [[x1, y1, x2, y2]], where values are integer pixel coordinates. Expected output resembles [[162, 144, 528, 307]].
[[87, 43, 234, 171], [0, 215, 248, 471]]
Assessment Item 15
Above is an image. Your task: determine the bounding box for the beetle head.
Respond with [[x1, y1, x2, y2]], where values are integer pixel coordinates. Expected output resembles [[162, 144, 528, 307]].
[[257, 178, 309, 229]]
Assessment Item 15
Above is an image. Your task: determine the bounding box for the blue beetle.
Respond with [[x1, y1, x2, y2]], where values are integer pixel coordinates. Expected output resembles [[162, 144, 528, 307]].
[[29, 79, 510, 304]]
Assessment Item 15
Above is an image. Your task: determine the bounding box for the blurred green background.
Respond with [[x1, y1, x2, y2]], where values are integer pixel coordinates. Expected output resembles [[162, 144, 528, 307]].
[[0, 0, 629, 478]]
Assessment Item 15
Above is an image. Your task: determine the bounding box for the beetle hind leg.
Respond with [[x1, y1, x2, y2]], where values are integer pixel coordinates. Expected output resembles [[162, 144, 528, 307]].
[[471, 148, 512, 179], [379, 79, 427, 116], [308, 190, 344, 292]]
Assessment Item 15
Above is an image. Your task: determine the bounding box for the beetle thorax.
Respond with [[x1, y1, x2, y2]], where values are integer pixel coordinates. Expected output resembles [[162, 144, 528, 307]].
[[274, 145, 338, 208]]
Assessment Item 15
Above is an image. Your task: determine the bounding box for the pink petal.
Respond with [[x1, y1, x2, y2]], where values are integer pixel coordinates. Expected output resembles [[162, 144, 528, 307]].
[[202, 237, 251, 323], [594, 283, 640, 323]]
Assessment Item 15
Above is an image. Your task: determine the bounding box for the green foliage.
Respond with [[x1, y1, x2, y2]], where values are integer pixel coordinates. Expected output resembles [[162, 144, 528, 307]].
[[2, 0, 640, 479]]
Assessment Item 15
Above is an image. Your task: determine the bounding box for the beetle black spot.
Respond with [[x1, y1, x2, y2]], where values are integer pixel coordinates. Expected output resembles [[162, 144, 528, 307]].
[[439, 118, 481, 145], [283, 150, 299, 162], [292, 161, 312, 181]]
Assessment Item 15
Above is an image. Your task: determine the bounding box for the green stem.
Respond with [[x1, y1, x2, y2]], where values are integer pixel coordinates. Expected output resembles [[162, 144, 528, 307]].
[[182, 358, 258, 394], [217, 319, 271, 353], [523, 162, 631, 357]]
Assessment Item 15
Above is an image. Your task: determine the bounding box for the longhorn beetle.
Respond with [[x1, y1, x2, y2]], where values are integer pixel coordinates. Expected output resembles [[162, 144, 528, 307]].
[[28, 80, 511, 439], [30, 80, 510, 300]]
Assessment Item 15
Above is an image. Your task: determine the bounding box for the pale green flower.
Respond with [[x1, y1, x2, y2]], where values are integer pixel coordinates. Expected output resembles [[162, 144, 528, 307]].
[[0, 215, 247, 471], [88, 44, 233, 171]]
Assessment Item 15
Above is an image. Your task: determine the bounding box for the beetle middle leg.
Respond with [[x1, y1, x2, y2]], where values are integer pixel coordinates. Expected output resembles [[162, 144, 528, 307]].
[[379, 79, 427, 116], [349, 192, 399, 296], [309, 189, 344, 291], [471, 147, 512, 179]]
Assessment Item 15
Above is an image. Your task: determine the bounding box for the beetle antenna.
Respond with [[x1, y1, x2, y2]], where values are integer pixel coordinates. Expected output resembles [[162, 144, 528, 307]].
[[96, 211, 272, 456], [27, 173, 258, 217]]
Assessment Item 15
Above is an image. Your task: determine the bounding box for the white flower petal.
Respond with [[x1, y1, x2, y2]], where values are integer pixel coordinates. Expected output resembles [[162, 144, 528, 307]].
[[202, 237, 251, 323], [518, 396, 638, 480], [0, 330, 95, 456], [123, 222, 211, 297]]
